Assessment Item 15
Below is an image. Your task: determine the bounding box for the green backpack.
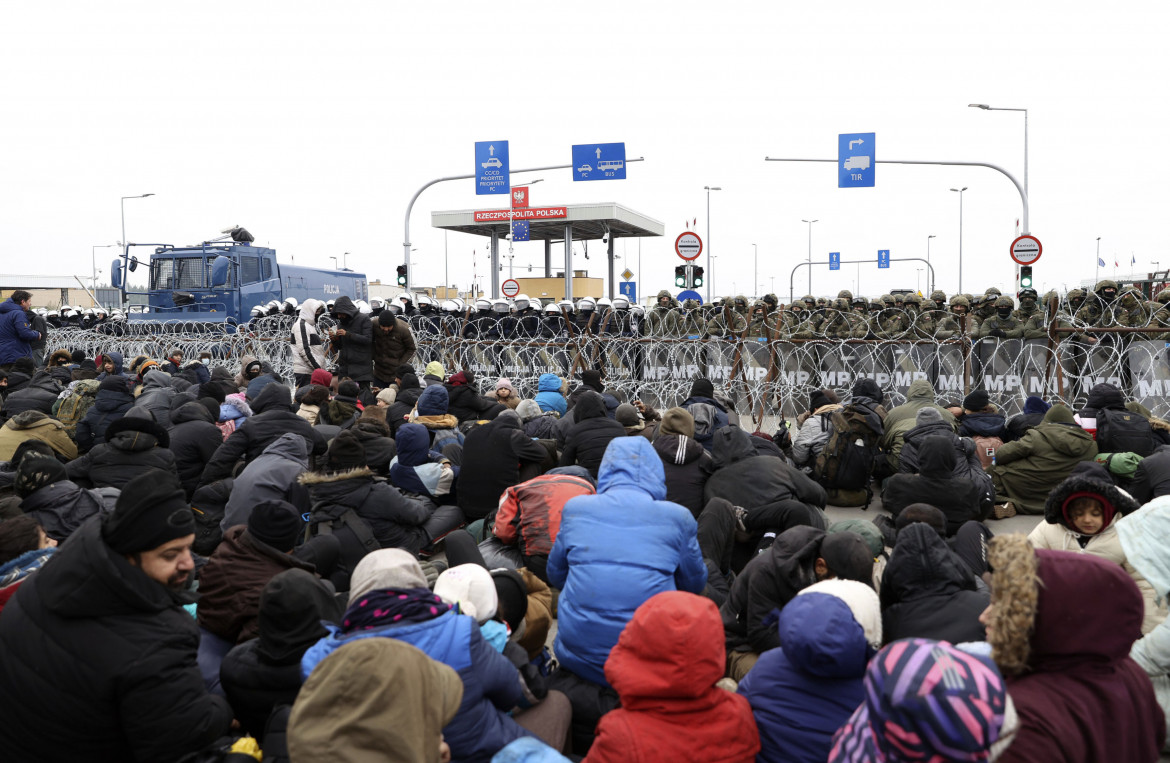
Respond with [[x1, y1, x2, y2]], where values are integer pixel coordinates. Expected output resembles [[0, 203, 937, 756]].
[[53, 379, 101, 437], [1095, 452, 1144, 479]]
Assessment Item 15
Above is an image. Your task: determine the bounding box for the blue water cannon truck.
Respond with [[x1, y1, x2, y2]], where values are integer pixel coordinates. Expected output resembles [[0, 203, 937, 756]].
[[110, 226, 368, 325]]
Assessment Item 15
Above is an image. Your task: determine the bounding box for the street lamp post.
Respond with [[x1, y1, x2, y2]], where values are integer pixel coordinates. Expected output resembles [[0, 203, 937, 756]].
[[120, 194, 155, 257], [801, 219, 818, 296], [949, 189, 967, 293], [1095, 237, 1102, 285], [705, 186, 721, 302], [752, 243, 758, 299], [91, 244, 118, 305], [926, 235, 936, 293], [969, 104, 1028, 196]]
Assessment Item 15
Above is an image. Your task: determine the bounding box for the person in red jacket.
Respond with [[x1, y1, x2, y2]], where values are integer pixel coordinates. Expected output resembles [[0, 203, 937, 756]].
[[494, 469, 596, 583], [586, 591, 760, 763]]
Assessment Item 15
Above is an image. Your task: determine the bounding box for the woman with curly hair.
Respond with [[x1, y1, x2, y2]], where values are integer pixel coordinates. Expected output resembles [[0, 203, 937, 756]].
[[980, 534, 1164, 761]]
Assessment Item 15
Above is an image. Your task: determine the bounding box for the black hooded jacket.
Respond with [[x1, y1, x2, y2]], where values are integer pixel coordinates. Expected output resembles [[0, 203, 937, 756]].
[[385, 379, 423, 437], [168, 401, 225, 498], [75, 381, 135, 452], [18, 479, 120, 542], [201, 384, 323, 484], [65, 410, 178, 490], [1130, 446, 1170, 505], [882, 435, 988, 534], [331, 296, 373, 382], [558, 390, 626, 479], [880, 523, 989, 645], [720, 525, 826, 654], [704, 425, 827, 516], [652, 433, 714, 518], [0, 518, 233, 762], [219, 569, 341, 737], [459, 412, 548, 520], [0, 370, 61, 417]]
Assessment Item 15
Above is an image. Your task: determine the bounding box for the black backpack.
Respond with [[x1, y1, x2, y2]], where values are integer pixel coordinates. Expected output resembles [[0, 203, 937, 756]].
[[1097, 409, 1156, 457], [813, 404, 885, 493]]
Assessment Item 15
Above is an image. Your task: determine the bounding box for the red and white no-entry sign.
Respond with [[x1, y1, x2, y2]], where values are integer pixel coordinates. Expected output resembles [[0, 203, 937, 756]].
[[501, 279, 521, 298], [1010, 235, 1042, 265], [675, 232, 703, 261]]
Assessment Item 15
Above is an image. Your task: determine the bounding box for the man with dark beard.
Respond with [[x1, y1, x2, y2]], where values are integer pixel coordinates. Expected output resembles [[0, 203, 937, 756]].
[[0, 469, 234, 762]]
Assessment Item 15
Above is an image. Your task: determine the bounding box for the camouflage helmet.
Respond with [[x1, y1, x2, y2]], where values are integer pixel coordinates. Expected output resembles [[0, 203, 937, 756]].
[[683, 298, 700, 310], [893, 293, 906, 304], [868, 300, 883, 311], [833, 297, 851, 311], [949, 295, 970, 308], [929, 290, 947, 303], [837, 289, 853, 301], [802, 294, 816, 305], [903, 293, 922, 305], [1042, 289, 1058, 304], [851, 295, 868, 308], [961, 293, 974, 303], [816, 297, 828, 307], [763, 293, 778, 308], [1018, 288, 1038, 300], [1157, 289, 1170, 304], [1094, 279, 1119, 293], [750, 299, 768, 313], [733, 295, 749, 311], [995, 295, 1016, 309], [985, 287, 1002, 297], [1066, 288, 1085, 304], [880, 294, 896, 306]]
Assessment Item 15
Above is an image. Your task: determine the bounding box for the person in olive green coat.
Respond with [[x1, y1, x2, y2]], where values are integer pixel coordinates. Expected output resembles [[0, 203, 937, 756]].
[[989, 404, 1098, 515]]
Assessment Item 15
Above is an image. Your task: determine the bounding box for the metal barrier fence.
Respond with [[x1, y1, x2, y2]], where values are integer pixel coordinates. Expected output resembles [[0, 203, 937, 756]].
[[47, 311, 1170, 428]]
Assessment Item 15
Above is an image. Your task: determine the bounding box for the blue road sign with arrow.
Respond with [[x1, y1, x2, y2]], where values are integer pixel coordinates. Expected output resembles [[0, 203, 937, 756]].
[[572, 143, 626, 181], [839, 132, 875, 188], [829, 251, 841, 271], [619, 281, 637, 301], [475, 140, 510, 195], [878, 249, 890, 269]]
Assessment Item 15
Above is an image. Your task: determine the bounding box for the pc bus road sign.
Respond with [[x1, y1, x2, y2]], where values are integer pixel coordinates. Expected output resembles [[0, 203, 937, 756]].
[[572, 143, 626, 181], [878, 249, 890, 269], [675, 232, 703, 261], [475, 140, 510, 195], [1010, 235, 1042, 265], [829, 251, 841, 271], [501, 279, 520, 298], [839, 132, 875, 188]]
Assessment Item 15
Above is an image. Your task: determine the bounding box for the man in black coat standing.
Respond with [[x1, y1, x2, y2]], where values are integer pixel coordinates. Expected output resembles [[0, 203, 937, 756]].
[[329, 296, 374, 391], [0, 469, 233, 762]]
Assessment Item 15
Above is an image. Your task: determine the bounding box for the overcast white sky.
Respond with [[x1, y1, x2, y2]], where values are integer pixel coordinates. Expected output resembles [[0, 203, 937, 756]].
[[2, 1, 1166, 302]]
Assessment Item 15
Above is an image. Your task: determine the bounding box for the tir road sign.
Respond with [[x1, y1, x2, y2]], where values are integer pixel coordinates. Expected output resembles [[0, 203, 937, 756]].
[[839, 133, 875, 188]]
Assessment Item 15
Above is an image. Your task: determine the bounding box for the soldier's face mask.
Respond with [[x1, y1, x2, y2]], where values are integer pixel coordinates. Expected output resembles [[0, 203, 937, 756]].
[[934, 300, 946, 310], [997, 307, 1012, 319], [1102, 289, 1117, 301]]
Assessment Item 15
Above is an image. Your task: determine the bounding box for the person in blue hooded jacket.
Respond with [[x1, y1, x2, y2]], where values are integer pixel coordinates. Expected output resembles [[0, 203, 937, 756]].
[[547, 436, 708, 690], [0, 291, 40, 368], [390, 422, 457, 503], [738, 579, 881, 763], [534, 373, 566, 416], [96, 351, 125, 381]]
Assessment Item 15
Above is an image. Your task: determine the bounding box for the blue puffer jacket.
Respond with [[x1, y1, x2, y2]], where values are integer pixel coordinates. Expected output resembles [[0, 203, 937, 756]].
[[302, 609, 530, 763], [737, 592, 871, 763], [389, 422, 452, 498], [0, 299, 39, 366], [547, 437, 707, 687], [534, 373, 566, 416], [96, 351, 125, 380]]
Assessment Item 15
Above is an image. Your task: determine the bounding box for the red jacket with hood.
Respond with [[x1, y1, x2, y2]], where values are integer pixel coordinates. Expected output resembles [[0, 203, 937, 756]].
[[586, 591, 760, 763]]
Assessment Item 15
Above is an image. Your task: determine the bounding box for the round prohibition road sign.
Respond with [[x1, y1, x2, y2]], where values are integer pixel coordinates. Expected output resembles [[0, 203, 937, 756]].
[[1010, 235, 1042, 265], [501, 279, 520, 298], [675, 232, 703, 261]]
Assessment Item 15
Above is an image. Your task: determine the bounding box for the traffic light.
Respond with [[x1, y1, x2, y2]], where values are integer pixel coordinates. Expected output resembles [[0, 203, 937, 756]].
[[674, 265, 687, 288], [692, 266, 704, 287], [396, 264, 408, 286], [1020, 266, 1033, 289]]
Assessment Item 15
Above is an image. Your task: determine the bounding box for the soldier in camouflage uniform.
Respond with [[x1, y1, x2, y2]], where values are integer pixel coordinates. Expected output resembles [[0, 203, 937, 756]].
[[977, 295, 1024, 339], [1075, 280, 1119, 327], [680, 298, 707, 337], [865, 299, 884, 338], [762, 293, 780, 320], [876, 295, 911, 339], [1110, 287, 1153, 329], [744, 299, 776, 339], [949, 295, 978, 338], [649, 289, 683, 337], [1014, 288, 1041, 324], [917, 292, 959, 340], [706, 295, 749, 337], [929, 289, 948, 312], [797, 294, 825, 336], [821, 297, 867, 339], [971, 290, 999, 330], [837, 289, 854, 303], [1146, 300, 1170, 341], [775, 301, 803, 339]]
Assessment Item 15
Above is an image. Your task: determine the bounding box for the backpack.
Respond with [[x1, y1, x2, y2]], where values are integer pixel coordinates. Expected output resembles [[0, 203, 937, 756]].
[[971, 435, 1004, 470], [53, 380, 101, 436], [813, 404, 885, 495], [1097, 409, 1156, 457]]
